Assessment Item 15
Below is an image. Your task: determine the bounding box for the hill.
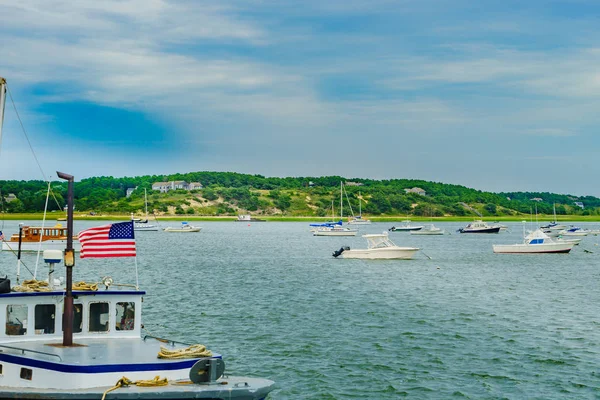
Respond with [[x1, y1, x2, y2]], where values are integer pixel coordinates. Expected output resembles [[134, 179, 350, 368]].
[[1, 172, 598, 218]]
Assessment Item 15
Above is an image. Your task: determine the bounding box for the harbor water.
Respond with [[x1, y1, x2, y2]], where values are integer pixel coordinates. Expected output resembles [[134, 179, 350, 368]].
[[1, 220, 599, 399]]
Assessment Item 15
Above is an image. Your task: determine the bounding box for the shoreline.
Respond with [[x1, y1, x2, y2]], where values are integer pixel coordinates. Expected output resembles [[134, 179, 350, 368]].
[[2, 214, 600, 223]]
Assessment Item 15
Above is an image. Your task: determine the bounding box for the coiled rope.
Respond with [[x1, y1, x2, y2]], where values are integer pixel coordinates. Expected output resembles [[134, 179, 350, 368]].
[[157, 344, 212, 359], [101, 376, 168, 400], [12, 279, 50, 292], [73, 281, 98, 291]]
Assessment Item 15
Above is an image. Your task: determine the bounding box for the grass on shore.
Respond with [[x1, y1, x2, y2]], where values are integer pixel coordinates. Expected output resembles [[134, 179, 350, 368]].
[[2, 213, 600, 223]]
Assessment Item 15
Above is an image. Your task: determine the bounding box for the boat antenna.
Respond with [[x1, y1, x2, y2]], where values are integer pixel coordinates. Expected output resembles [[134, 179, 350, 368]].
[[57, 171, 75, 347]]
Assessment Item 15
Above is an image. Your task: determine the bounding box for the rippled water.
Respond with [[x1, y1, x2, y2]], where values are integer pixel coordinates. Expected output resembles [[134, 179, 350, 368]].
[[2, 220, 599, 399]]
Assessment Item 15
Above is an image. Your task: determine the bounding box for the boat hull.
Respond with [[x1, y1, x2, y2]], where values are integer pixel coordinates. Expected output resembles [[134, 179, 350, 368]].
[[163, 227, 201, 232], [492, 243, 573, 254], [459, 227, 501, 233], [390, 226, 423, 232], [410, 229, 445, 235], [2, 241, 81, 253], [340, 247, 419, 259], [313, 230, 358, 236]]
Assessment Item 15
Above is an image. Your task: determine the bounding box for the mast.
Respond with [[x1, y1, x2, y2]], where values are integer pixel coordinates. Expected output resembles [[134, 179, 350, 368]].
[[57, 171, 75, 346], [144, 188, 148, 217], [340, 181, 343, 219], [0, 77, 6, 150], [359, 191, 362, 217]]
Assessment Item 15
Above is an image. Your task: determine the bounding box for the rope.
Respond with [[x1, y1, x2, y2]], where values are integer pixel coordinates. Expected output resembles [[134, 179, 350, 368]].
[[101, 376, 168, 400], [12, 279, 50, 292], [73, 281, 98, 291], [157, 344, 212, 359]]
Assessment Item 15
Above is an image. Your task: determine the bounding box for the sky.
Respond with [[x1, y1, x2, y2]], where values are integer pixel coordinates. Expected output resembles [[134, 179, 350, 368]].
[[1, 0, 600, 196]]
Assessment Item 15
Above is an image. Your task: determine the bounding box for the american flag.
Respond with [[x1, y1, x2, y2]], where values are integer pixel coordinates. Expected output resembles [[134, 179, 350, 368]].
[[78, 221, 136, 258]]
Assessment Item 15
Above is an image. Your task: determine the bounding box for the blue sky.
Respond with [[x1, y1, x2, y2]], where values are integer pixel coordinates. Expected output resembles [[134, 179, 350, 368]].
[[1, 0, 600, 196]]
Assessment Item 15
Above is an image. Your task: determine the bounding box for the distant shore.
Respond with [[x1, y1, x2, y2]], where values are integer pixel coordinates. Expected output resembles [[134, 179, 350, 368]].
[[2, 213, 600, 223]]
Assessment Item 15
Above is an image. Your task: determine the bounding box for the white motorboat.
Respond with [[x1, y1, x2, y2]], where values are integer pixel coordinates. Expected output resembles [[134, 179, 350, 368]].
[[163, 222, 201, 232], [492, 229, 574, 254], [458, 220, 501, 233], [557, 226, 589, 236], [332, 232, 419, 259], [313, 226, 358, 236], [389, 220, 424, 232], [410, 224, 445, 235], [236, 214, 265, 222]]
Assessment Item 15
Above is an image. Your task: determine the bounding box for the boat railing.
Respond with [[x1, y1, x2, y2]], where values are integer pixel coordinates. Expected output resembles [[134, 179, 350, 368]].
[[0, 344, 63, 361], [143, 334, 193, 347]]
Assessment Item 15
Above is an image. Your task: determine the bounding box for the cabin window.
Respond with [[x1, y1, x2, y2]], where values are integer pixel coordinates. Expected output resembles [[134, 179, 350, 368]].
[[0, 364, 3, 375], [6, 305, 27, 336], [116, 302, 135, 331], [34, 304, 55, 334], [73, 303, 83, 333], [20, 368, 32, 380], [89, 302, 109, 332]]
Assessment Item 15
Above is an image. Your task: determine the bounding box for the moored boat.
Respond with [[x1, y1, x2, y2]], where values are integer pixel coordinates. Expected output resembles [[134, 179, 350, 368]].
[[410, 224, 445, 235], [458, 220, 501, 234], [389, 220, 424, 232], [1, 224, 81, 253], [332, 232, 419, 259], [163, 222, 201, 232], [492, 229, 574, 254]]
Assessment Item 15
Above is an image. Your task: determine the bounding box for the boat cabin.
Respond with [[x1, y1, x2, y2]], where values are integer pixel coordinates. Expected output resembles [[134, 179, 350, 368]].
[[7, 225, 77, 243], [0, 290, 144, 344]]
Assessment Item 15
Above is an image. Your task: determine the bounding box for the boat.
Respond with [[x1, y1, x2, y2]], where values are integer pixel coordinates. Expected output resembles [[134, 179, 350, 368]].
[[410, 224, 445, 235], [540, 204, 567, 236], [133, 189, 159, 231], [492, 228, 575, 254], [332, 232, 419, 259], [0, 79, 274, 399], [236, 214, 265, 222], [163, 222, 201, 232], [1, 224, 81, 253], [557, 226, 589, 236], [389, 220, 424, 232], [347, 191, 371, 225], [313, 183, 358, 236], [457, 220, 501, 233]]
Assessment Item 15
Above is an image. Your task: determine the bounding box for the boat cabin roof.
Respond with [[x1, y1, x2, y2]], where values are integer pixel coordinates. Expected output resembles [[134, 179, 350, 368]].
[[0, 290, 145, 344]]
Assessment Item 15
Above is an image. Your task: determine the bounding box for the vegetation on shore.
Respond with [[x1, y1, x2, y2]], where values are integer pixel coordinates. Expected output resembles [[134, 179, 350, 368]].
[[1, 172, 600, 221]]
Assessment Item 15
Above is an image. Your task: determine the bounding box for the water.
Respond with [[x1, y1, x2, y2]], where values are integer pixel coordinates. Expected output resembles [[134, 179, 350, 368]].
[[1, 220, 599, 399]]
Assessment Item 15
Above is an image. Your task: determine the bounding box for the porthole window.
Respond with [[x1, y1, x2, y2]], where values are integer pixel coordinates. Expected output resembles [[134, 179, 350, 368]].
[[6, 305, 27, 336], [20, 368, 32, 380], [89, 302, 109, 332]]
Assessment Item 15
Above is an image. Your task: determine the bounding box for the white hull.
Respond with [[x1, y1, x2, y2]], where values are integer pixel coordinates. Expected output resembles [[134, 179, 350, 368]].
[[340, 247, 419, 259], [492, 242, 573, 254], [134, 224, 159, 231], [347, 220, 371, 225], [163, 227, 201, 232], [411, 229, 445, 235], [313, 229, 358, 236], [2, 240, 81, 252]]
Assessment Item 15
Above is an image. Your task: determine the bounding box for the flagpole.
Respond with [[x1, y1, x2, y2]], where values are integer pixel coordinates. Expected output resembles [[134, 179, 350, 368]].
[[134, 256, 139, 290], [57, 171, 75, 347]]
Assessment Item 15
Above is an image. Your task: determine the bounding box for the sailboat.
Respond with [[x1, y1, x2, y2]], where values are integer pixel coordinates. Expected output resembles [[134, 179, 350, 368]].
[[313, 182, 358, 236], [133, 188, 158, 231], [540, 203, 567, 237], [348, 191, 372, 225]]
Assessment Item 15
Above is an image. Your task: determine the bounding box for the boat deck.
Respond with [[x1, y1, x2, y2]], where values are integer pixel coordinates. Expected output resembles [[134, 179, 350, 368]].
[[0, 337, 219, 372]]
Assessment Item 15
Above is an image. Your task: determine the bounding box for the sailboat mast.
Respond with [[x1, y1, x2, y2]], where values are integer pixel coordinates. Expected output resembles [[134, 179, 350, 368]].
[[144, 188, 148, 216], [359, 191, 361, 217], [0, 77, 7, 149], [340, 181, 343, 219]]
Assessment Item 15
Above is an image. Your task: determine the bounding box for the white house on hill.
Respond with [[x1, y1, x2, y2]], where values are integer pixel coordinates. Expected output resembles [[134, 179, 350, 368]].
[[152, 181, 203, 193], [404, 187, 426, 196]]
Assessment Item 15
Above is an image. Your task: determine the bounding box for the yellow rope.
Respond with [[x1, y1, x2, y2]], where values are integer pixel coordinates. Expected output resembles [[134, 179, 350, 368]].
[[101, 376, 167, 400], [12, 279, 50, 292], [73, 281, 98, 291], [157, 344, 212, 359]]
